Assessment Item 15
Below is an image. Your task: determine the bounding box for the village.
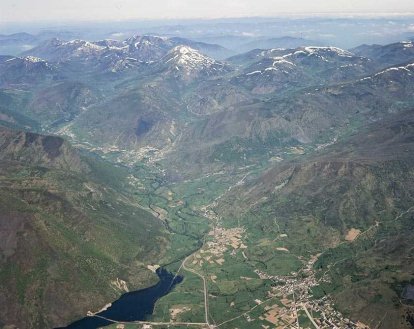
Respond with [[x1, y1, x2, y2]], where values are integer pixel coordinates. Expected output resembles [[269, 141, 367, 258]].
[[254, 256, 370, 329], [185, 207, 370, 329]]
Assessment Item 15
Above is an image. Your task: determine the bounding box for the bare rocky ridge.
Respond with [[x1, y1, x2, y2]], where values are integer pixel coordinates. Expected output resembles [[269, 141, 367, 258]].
[[0, 127, 86, 171]]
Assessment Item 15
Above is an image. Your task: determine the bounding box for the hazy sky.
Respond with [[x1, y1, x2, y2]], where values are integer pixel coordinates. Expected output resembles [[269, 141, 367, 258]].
[[1, 0, 414, 22]]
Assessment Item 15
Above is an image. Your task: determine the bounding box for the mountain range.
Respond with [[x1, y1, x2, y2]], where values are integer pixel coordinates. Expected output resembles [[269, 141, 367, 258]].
[[1, 34, 414, 328]]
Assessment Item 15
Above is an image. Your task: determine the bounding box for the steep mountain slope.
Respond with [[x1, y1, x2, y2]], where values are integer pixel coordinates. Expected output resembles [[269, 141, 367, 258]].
[[4, 39, 413, 180], [218, 110, 414, 328], [0, 55, 56, 87], [65, 82, 179, 151], [169, 37, 233, 59], [63, 47, 231, 151], [23, 35, 229, 66], [0, 127, 168, 329], [0, 128, 86, 170], [0, 89, 38, 130], [230, 46, 375, 94], [352, 41, 414, 67], [21, 38, 143, 75], [23, 38, 124, 62], [27, 81, 99, 126], [182, 79, 251, 115], [155, 46, 231, 81], [160, 59, 414, 176]]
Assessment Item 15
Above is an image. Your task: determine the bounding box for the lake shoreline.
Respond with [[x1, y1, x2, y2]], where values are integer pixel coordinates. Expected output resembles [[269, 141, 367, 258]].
[[57, 268, 183, 329]]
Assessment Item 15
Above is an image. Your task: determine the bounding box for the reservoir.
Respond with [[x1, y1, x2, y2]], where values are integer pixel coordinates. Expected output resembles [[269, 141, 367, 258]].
[[58, 268, 183, 329]]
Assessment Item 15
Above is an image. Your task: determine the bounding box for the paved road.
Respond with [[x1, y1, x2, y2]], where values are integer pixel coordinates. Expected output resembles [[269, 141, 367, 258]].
[[302, 303, 321, 329], [182, 255, 210, 326], [92, 314, 207, 326]]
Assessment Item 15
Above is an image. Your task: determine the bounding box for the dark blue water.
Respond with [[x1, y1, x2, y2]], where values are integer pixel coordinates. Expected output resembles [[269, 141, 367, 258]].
[[58, 268, 183, 329]]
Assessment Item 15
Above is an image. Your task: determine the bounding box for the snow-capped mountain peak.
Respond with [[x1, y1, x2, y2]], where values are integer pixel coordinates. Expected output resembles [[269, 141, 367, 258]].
[[126, 35, 169, 48], [159, 45, 230, 80], [303, 46, 353, 57], [22, 56, 46, 63], [165, 46, 216, 68], [65, 40, 106, 53], [401, 41, 414, 48]]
